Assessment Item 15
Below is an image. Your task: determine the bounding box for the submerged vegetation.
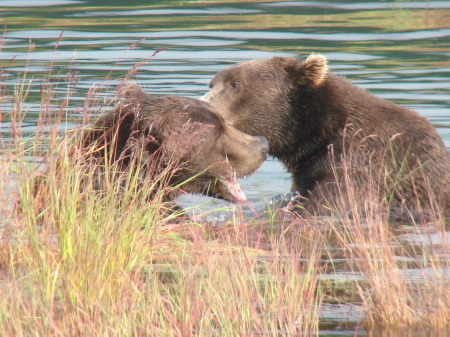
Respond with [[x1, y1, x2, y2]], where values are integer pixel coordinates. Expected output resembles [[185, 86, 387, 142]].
[[1, 49, 450, 336]]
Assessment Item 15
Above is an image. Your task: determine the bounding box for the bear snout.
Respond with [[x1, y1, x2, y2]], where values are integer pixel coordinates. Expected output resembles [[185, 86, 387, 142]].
[[199, 92, 210, 102]]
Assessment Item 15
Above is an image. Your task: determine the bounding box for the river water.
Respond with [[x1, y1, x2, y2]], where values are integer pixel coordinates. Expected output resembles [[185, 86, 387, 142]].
[[1, 0, 450, 335]]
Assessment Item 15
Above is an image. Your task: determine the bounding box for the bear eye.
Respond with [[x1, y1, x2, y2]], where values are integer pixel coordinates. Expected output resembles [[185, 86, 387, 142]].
[[231, 81, 240, 88]]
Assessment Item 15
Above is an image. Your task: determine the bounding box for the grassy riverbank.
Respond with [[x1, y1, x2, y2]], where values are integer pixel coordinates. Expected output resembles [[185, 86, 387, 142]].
[[1, 73, 449, 336]]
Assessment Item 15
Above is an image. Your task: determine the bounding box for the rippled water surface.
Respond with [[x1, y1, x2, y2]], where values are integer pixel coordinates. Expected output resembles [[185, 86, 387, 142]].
[[1, 0, 450, 335]]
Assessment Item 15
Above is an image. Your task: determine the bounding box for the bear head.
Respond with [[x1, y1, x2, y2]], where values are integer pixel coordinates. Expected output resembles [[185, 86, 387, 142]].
[[201, 54, 334, 158], [84, 84, 269, 203]]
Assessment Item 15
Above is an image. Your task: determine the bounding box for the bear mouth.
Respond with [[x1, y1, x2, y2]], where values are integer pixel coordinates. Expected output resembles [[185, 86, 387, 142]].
[[225, 178, 246, 202]]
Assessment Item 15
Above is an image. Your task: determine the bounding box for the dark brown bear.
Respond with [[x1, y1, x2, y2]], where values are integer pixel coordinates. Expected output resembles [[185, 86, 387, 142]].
[[201, 54, 450, 213], [84, 83, 268, 204]]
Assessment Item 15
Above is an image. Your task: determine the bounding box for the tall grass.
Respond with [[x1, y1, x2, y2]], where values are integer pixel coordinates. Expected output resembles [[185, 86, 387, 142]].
[[0, 56, 323, 336], [332, 212, 450, 329], [2, 38, 450, 336], [321, 141, 450, 330]]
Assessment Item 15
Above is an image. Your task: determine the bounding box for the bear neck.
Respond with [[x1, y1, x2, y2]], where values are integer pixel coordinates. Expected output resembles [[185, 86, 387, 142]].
[[277, 74, 353, 194]]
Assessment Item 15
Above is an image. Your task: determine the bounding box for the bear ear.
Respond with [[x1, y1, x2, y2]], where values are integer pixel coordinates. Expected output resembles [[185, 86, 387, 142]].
[[281, 53, 328, 88], [120, 127, 162, 165], [301, 53, 328, 87], [117, 82, 145, 99]]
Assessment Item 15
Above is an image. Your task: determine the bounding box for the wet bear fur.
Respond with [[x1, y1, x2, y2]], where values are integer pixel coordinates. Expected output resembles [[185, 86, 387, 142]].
[[83, 84, 268, 207], [202, 54, 450, 214]]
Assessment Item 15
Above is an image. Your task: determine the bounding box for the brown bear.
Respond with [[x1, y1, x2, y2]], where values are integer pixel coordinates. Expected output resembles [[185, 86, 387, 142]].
[[201, 54, 450, 214], [83, 83, 268, 205]]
